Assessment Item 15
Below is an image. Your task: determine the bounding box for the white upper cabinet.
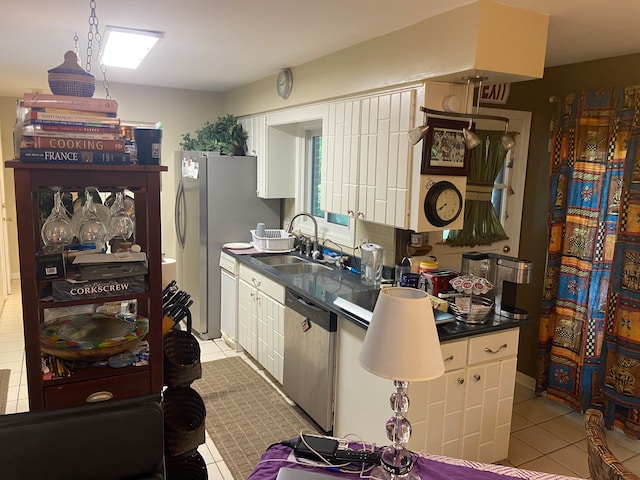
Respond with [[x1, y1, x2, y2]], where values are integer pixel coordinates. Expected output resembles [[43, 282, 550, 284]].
[[359, 89, 415, 228], [239, 114, 272, 198], [322, 85, 423, 229], [322, 99, 361, 218]]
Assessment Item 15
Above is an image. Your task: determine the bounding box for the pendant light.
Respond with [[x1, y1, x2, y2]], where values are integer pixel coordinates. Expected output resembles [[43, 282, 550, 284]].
[[408, 76, 515, 152]]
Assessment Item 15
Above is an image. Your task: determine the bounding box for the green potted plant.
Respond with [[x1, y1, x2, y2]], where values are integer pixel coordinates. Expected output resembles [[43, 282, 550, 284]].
[[179, 114, 247, 155]]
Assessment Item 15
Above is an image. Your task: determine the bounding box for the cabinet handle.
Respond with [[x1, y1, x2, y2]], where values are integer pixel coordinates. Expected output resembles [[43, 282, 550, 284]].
[[86, 391, 113, 403], [347, 210, 355, 217], [457, 377, 464, 385], [474, 374, 481, 381], [252, 277, 261, 287], [483, 343, 507, 354], [357, 211, 365, 219], [444, 355, 454, 362]]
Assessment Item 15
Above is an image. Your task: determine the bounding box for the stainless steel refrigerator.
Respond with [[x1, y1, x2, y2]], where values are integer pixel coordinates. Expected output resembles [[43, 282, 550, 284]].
[[174, 151, 281, 339]]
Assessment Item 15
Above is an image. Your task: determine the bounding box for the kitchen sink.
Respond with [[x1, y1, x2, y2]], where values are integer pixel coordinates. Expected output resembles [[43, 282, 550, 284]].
[[256, 255, 310, 266], [271, 263, 332, 275]]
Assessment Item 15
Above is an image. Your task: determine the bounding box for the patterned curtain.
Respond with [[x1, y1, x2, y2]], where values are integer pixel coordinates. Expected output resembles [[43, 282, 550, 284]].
[[446, 130, 509, 247], [601, 92, 640, 436], [537, 86, 639, 421]]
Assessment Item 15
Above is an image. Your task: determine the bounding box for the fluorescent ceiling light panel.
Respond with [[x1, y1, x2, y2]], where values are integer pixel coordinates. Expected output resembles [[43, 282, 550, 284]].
[[102, 26, 163, 69]]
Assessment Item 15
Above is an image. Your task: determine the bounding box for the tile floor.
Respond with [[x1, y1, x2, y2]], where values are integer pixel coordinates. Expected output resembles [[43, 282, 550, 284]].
[[2, 279, 640, 479]]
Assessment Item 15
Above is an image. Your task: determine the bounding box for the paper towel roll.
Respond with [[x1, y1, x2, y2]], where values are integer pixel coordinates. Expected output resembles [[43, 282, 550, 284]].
[[162, 258, 176, 289]]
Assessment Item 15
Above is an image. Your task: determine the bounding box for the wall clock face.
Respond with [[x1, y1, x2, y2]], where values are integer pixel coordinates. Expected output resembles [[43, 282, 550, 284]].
[[424, 180, 463, 227], [276, 68, 293, 99]]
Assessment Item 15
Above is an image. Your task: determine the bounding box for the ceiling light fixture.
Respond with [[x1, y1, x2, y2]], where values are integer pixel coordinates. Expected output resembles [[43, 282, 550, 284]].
[[101, 26, 164, 69], [408, 76, 516, 151]]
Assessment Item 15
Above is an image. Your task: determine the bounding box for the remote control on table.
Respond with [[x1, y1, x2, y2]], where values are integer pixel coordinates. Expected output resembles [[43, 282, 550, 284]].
[[333, 449, 381, 464]]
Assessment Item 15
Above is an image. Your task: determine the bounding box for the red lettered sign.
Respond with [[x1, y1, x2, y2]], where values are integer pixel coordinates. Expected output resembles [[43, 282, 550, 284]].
[[480, 83, 510, 104]]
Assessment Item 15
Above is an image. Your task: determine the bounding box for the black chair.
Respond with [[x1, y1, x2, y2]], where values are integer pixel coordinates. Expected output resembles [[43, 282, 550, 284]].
[[0, 393, 164, 480]]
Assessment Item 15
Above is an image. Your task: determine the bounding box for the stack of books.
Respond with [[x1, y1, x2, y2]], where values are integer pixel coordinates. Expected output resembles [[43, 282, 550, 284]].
[[16, 93, 131, 164]]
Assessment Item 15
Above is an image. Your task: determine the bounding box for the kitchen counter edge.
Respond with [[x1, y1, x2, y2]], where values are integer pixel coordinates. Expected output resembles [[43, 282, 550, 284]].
[[224, 249, 527, 342]]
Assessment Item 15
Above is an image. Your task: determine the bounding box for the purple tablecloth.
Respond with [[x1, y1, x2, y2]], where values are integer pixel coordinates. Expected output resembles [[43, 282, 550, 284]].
[[248, 445, 584, 480]]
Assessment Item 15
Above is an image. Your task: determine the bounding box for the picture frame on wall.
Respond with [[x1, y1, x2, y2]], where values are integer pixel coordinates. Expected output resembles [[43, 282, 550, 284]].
[[421, 118, 472, 176]]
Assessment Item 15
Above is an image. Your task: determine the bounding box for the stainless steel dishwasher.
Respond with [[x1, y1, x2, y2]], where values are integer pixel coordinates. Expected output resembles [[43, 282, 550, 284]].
[[283, 288, 337, 432]]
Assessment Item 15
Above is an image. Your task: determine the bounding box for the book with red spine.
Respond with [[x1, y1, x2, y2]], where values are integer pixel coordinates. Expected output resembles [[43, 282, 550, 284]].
[[28, 107, 118, 118], [24, 119, 119, 129], [19, 148, 130, 164], [22, 123, 121, 134], [20, 135, 125, 152], [24, 111, 120, 125], [22, 93, 118, 114]]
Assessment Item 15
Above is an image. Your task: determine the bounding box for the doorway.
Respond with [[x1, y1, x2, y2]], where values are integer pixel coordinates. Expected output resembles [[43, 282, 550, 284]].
[[429, 108, 532, 270]]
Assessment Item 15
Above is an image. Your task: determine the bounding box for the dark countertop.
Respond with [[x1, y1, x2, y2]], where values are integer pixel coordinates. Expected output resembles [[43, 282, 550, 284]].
[[226, 249, 525, 342]]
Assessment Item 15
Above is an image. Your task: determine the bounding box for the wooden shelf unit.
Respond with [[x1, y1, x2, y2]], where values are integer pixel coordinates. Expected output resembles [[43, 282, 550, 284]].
[[7, 161, 167, 410]]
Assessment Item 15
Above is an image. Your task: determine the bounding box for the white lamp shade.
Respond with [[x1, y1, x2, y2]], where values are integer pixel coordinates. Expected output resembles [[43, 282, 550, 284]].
[[359, 287, 445, 382]]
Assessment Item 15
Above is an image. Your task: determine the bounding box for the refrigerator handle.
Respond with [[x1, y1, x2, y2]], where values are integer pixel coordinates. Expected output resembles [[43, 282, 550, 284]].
[[175, 179, 187, 248]]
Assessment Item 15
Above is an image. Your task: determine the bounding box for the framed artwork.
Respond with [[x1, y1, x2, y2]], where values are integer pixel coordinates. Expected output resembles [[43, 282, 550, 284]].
[[421, 118, 472, 176]]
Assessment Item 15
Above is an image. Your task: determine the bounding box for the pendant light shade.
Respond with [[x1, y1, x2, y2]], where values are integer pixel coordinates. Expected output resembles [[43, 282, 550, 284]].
[[410, 76, 515, 153], [501, 133, 516, 150], [408, 125, 430, 145], [501, 124, 516, 150], [463, 127, 481, 149]]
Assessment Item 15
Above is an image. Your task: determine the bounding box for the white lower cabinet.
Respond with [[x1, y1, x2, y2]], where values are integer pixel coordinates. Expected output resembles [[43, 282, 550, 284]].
[[408, 327, 519, 463], [333, 316, 519, 463], [237, 265, 285, 383]]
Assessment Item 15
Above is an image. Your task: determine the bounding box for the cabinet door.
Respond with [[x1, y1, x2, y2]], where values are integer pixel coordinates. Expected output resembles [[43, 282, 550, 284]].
[[241, 114, 266, 159], [260, 292, 285, 383], [461, 357, 516, 463], [408, 338, 466, 456], [239, 114, 269, 197], [409, 368, 465, 457], [322, 100, 361, 217], [358, 89, 415, 227], [256, 291, 268, 370], [238, 278, 258, 358]]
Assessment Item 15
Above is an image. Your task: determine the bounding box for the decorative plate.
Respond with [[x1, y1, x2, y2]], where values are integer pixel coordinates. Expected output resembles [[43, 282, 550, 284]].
[[223, 242, 253, 250], [40, 313, 148, 361]]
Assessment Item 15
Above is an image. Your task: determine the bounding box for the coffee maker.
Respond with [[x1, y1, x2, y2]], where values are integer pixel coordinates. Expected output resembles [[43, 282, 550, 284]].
[[461, 252, 533, 319]]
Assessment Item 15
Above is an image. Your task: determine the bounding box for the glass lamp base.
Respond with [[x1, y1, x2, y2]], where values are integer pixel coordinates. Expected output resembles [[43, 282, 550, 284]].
[[370, 465, 421, 480]]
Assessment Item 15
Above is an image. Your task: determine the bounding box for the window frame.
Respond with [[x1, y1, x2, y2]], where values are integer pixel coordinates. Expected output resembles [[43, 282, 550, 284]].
[[290, 124, 355, 246]]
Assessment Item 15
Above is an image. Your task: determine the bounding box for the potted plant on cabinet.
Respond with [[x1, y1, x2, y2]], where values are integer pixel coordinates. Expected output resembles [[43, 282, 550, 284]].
[[179, 114, 247, 155]]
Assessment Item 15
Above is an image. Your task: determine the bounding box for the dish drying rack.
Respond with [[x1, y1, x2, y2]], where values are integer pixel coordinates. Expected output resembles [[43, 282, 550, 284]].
[[250, 229, 295, 252]]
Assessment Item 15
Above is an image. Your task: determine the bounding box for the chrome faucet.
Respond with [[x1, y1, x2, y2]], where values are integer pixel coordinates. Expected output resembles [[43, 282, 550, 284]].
[[287, 212, 322, 260]]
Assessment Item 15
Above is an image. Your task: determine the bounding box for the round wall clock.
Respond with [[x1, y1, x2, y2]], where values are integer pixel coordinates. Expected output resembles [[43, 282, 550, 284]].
[[424, 180, 463, 227], [276, 68, 293, 99]]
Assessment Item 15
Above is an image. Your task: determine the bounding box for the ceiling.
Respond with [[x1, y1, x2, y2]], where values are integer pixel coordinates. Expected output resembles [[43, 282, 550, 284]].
[[1, 0, 640, 97]]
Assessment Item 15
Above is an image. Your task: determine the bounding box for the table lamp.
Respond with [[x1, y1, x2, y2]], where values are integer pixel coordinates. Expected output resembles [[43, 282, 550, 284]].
[[359, 287, 445, 479]]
